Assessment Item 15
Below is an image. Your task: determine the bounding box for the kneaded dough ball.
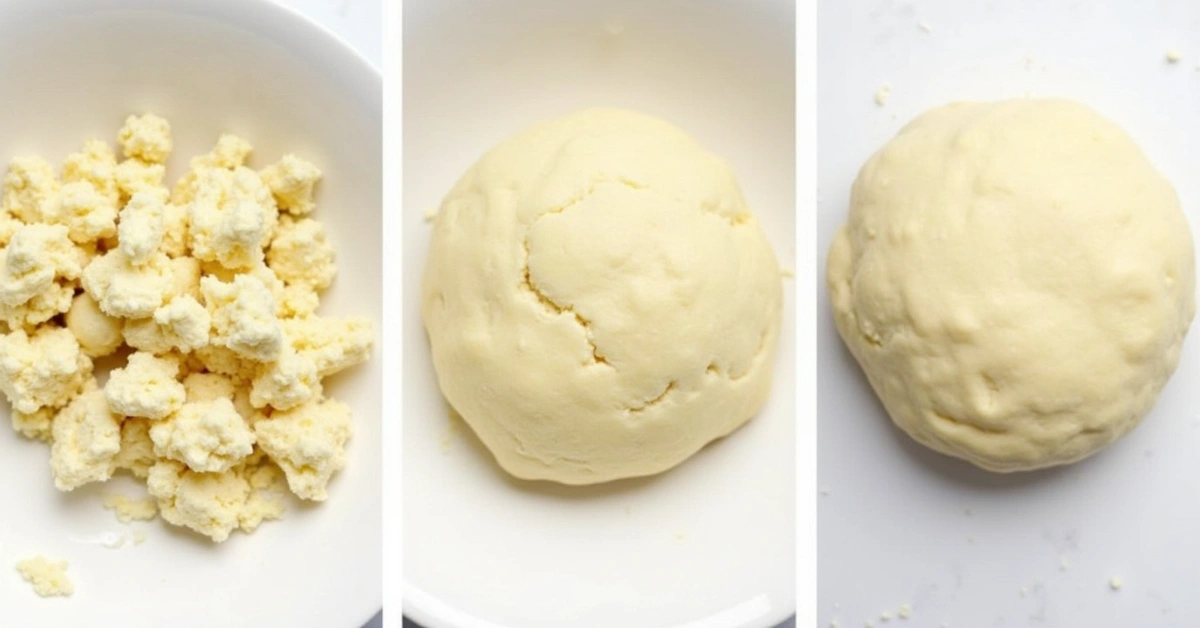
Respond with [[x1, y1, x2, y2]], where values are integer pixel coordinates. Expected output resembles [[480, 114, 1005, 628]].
[[827, 99, 1195, 472], [422, 108, 782, 484]]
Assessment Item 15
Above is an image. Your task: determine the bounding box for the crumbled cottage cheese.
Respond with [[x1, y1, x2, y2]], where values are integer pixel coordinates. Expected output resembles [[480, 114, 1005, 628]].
[[261, 154, 323, 216], [201, 273, 284, 362], [0, 326, 92, 414], [254, 397, 352, 501], [117, 191, 167, 264], [150, 397, 255, 473], [0, 114, 372, 545], [50, 384, 122, 491], [0, 223, 86, 327], [81, 248, 174, 318], [3, 157, 61, 225], [104, 352, 186, 419], [15, 555, 73, 597]]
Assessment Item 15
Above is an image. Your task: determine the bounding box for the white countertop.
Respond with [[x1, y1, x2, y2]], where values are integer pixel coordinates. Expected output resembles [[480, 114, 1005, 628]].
[[819, 1, 1200, 627]]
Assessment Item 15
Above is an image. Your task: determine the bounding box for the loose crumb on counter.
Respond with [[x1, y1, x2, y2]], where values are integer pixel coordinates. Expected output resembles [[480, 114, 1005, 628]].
[[874, 83, 893, 106], [897, 603, 912, 619], [918, 21, 932, 33], [1165, 49, 1183, 63], [15, 556, 73, 597], [1110, 575, 1124, 590]]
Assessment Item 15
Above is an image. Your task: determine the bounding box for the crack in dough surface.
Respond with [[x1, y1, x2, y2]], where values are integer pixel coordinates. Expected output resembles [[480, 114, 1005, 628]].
[[518, 181, 614, 368]]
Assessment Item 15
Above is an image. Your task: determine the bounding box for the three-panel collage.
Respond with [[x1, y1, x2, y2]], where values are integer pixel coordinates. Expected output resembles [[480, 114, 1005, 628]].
[[0, 0, 1197, 627]]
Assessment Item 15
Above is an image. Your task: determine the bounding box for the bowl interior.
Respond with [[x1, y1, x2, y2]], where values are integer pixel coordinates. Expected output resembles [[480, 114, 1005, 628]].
[[0, 2, 381, 627], [402, 1, 796, 627]]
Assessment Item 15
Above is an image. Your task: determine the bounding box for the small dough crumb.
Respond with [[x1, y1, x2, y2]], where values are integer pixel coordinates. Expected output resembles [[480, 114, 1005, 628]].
[[897, 603, 912, 619], [15, 556, 73, 597], [874, 83, 892, 106], [1166, 49, 1182, 63], [918, 21, 932, 33], [1110, 575, 1123, 590]]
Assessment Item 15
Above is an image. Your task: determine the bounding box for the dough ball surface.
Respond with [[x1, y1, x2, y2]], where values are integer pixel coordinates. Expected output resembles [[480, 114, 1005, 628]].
[[65, 292, 124, 358], [828, 99, 1195, 472], [422, 108, 782, 484]]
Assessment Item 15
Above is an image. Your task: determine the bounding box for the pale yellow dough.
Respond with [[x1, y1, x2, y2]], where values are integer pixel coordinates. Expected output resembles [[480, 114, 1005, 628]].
[[827, 99, 1195, 472], [422, 108, 782, 484]]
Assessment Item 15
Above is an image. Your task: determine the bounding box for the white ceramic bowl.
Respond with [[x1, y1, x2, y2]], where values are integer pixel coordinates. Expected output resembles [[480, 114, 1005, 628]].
[[0, 1, 381, 626], [402, 1, 796, 627]]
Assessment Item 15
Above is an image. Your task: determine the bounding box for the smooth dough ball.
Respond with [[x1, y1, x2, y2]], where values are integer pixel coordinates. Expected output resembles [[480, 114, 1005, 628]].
[[827, 99, 1196, 472], [422, 108, 782, 484], [65, 293, 124, 358]]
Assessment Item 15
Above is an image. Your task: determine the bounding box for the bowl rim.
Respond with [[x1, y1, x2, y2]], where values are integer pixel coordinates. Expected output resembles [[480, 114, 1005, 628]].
[[0, 0, 381, 79]]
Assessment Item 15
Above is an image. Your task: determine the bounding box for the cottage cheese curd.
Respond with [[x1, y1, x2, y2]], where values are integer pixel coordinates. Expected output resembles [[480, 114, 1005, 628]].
[[15, 556, 72, 597]]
